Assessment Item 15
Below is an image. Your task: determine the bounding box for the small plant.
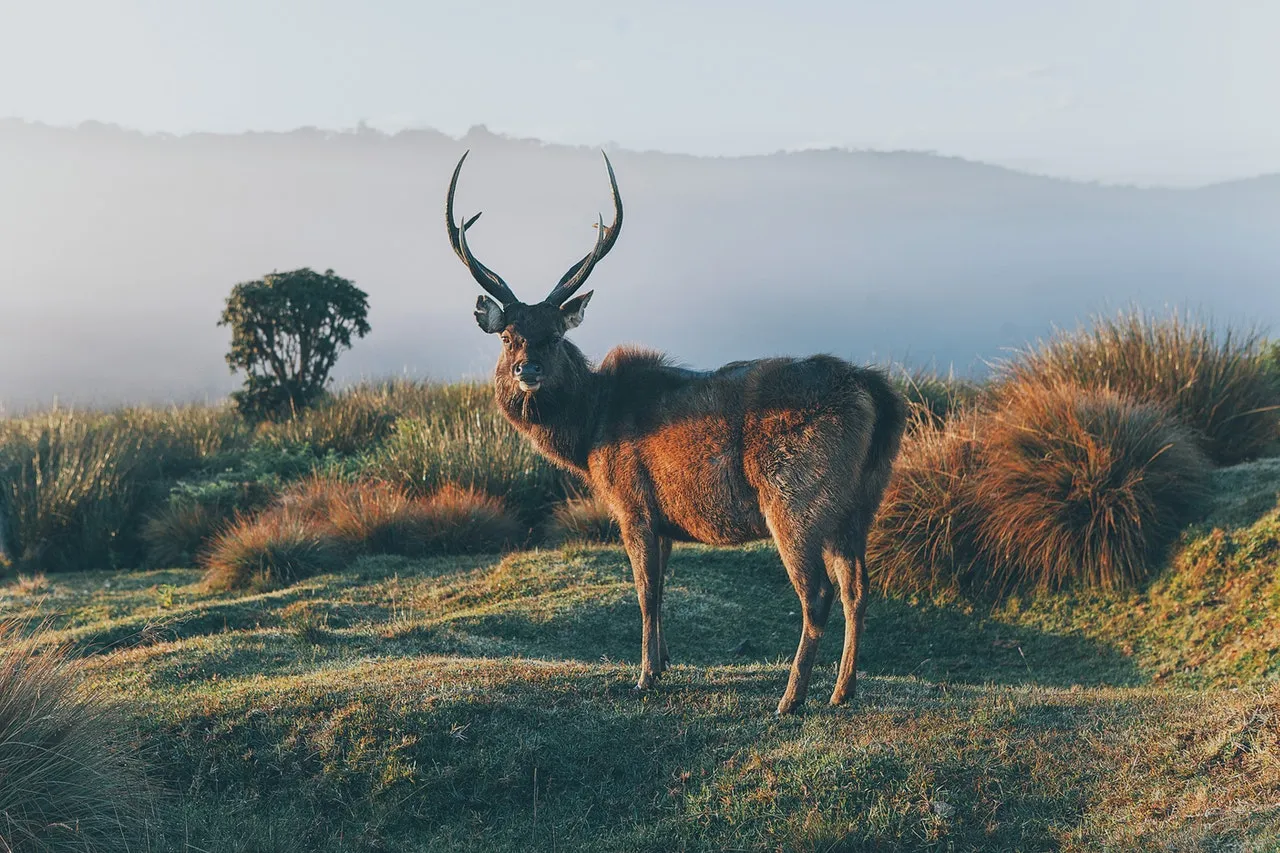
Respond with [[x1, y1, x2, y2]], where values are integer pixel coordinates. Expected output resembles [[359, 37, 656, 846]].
[[974, 381, 1210, 592], [13, 572, 51, 597], [996, 309, 1280, 465], [548, 494, 620, 544], [219, 267, 371, 421], [202, 512, 347, 592], [0, 621, 151, 852]]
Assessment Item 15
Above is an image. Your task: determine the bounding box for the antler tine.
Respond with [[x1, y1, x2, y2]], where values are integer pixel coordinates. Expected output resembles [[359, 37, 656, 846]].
[[544, 151, 623, 307], [446, 150, 520, 306]]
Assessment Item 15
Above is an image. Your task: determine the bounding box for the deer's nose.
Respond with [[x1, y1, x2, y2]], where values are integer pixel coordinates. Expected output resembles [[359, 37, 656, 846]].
[[513, 361, 542, 379]]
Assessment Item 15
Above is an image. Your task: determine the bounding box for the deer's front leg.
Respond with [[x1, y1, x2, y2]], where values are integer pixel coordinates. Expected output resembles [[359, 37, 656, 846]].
[[622, 524, 664, 690]]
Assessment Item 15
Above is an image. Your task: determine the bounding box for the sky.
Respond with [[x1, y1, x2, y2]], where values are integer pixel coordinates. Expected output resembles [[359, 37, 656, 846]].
[[1, 0, 1278, 186]]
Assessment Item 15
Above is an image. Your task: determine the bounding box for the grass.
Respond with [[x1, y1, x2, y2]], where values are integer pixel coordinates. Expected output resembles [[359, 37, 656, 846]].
[[996, 308, 1280, 465], [0, 621, 152, 853], [868, 410, 985, 597], [975, 381, 1210, 592], [548, 493, 621, 544], [1, 456, 1277, 850], [201, 512, 347, 592], [0, 381, 558, 573], [202, 478, 524, 591]]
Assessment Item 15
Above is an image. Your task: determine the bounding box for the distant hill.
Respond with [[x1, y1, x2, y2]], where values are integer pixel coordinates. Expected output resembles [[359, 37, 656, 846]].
[[1, 120, 1278, 408]]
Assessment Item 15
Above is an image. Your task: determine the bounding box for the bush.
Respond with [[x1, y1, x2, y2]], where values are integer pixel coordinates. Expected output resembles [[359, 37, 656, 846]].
[[202, 512, 347, 592], [548, 495, 620, 544], [869, 411, 986, 597], [996, 309, 1280, 465], [974, 381, 1210, 592], [0, 621, 151, 852]]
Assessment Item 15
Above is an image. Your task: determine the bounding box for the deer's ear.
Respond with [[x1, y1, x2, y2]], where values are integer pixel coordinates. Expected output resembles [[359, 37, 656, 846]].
[[560, 290, 593, 330], [475, 295, 506, 333]]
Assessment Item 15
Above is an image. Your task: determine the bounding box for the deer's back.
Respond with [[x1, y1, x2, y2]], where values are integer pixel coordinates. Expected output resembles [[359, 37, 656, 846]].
[[589, 350, 890, 544]]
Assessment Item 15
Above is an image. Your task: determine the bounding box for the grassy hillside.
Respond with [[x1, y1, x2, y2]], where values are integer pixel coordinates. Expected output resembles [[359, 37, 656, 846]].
[[3, 459, 1279, 851], [2, 311, 1278, 850]]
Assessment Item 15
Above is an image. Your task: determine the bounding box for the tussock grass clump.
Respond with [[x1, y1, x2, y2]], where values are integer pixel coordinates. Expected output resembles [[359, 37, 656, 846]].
[[405, 484, 524, 555], [204, 477, 522, 589], [140, 500, 233, 568], [975, 382, 1210, 592], [0, 622, 151, 852], [997, 309, 1280, 465], [549, 495, 620, 545], [202, 513, 346, 592], [869, 412, 986, 597], [321, 478, 522, 556]]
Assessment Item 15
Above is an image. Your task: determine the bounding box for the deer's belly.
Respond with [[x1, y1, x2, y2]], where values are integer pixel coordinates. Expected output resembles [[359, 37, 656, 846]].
[[648, 445, 768, 546]]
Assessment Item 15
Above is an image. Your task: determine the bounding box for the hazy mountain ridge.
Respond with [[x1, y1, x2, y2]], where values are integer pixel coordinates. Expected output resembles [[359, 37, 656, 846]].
[[1, 120, 1278, 409]]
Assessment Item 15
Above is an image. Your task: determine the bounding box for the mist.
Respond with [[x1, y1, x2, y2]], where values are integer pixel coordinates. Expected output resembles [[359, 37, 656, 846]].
[[2, 120, 1278, 410]]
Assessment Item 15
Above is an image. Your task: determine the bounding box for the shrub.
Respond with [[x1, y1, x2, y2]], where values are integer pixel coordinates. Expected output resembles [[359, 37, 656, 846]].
[[0, 621, 151, 852], [869, 411, 986, 597], [996, 309, 1280, 465], [202, 512, 346, 592], [548, 495, 620, 545], [973, 381, 1210, 592]]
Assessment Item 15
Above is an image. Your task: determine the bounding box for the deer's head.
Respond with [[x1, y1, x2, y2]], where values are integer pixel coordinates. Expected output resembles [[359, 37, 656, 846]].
[[445, 151, 622, 394]]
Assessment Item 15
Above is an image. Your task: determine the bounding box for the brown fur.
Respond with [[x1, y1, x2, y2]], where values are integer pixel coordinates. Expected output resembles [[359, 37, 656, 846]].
[[445, 151, 906, 713], [489, 301, 907, 714]]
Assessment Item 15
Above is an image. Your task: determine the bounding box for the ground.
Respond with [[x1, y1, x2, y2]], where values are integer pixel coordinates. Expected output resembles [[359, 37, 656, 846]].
[[4, 470, 1280, 853]]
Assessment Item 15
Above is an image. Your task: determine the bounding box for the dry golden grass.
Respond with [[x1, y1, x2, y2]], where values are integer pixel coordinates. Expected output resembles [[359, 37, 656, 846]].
[[869, 410, 986, 597], [974, 381, 1210, 592], [0, 621, 151, 853], [203, 478, 522, 590], [996, 309, 1280, 465], [548, 494, 620, 544], [11, 572, 51, 597], [201, 512, 347, 592], [326, 479, 523, 557]]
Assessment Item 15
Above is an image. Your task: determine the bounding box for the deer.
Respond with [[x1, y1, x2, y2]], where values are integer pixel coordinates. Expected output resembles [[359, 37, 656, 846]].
[[443, 150, 907, 714]]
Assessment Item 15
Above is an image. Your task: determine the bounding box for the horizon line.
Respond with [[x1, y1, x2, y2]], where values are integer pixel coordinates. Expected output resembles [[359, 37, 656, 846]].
[[4, 116, 1276, 193]]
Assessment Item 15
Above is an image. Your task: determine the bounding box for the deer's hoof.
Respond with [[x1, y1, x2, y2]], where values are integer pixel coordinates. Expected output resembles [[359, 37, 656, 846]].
[[634, 672, 657, 691], [775, 697, 805, 716]]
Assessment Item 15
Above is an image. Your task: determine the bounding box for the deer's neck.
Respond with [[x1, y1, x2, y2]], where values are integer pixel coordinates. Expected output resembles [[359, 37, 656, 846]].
[[494, 346, 603, 477]]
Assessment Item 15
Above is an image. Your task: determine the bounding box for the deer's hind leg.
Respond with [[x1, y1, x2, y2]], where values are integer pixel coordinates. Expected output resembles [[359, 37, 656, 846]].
[[826, 525, 870, 706], [769, 511, 835, 716], [621, 523, 665, 690]]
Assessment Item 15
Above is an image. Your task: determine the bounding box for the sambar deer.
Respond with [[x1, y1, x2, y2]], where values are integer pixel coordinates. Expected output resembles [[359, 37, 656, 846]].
[[444, 151, 907, 714]]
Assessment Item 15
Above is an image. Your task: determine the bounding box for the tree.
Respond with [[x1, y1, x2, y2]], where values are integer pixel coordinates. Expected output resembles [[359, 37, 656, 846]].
[[219, 268, 371, 420]]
